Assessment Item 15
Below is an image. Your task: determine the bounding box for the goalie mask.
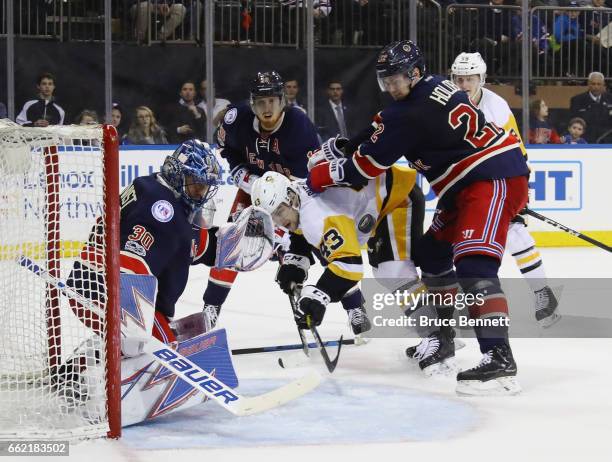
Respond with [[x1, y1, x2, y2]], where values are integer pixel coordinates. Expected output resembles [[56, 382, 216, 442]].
[[251, 172, 300, 232], [160, 139, 220, 214]]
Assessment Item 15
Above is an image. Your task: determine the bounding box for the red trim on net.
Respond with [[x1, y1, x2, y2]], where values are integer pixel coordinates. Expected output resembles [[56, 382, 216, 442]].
[[44, 146, 61, 374], [103, 125, 122, 439]]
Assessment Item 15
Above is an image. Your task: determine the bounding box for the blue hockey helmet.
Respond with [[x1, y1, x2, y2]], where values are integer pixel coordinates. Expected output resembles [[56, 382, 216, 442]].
[[375, 40, 426, 91], [161, 139, 220, 212]]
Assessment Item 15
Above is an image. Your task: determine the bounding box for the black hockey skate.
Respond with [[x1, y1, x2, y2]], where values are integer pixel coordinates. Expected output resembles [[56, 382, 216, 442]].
[[456, 344, 521, 396], [346, 305, 372, 335], [406, 326, 456, 376], [534, 286, 560, 328]]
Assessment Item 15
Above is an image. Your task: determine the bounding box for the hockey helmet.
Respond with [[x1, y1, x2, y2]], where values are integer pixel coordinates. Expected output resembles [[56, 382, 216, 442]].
[[160, 139, 220, 212], [451, 52, 487, 86], [376, 40, 426, 92], [251, 172, 300, 229]]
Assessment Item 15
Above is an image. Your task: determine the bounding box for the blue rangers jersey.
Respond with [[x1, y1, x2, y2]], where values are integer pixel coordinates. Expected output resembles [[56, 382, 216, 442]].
[[118, 174, 216, 318], [216, 102, 319, 180], [68, 174, 216, 320], [345, 75, 529, 207]]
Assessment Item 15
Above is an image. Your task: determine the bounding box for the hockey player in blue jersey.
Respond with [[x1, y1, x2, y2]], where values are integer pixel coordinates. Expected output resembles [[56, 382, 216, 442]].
[[308, 40, 530, 396], [61, 139, 275, 425], [200, 70, 322, 328]]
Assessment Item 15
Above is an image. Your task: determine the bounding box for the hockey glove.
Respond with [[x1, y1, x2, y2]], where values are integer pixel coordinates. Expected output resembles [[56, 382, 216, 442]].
[[306, 158, 348, 193], [230, 165, 260, 195], [307, 135, 349, 171], [295, 285, 330, 329], [276, 253, 310, 294]]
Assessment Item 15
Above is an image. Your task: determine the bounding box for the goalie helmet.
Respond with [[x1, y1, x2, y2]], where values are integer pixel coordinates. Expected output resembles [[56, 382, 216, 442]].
[[451, 52, 487, 85], [160, 139, 220, 212], [251, 172, 299, 216], [376, 40, 426, 92]]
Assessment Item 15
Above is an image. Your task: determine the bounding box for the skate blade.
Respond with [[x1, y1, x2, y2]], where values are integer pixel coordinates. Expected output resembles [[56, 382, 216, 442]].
[[456, 376, 522, 396], [539, 312, 562, 328], [422, 357, 458, 377]]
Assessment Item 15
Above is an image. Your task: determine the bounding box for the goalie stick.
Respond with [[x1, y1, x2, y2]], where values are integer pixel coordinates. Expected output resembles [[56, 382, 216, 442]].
[[17, 256, 322, 417], [522, 208, 612, 253], [285, 292, 343, 373]]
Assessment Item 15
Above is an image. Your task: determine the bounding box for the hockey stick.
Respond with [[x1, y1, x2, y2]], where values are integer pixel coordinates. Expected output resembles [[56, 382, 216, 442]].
[[288, 290, 311, 358], [287, 292, 343, 373], [17, 256, 322, 416], [522, 208, 612, 253], [232, 338, 356, 356]]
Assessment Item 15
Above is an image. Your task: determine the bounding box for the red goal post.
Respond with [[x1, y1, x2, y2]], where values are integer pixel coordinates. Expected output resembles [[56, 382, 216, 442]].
[[0, 122, 121, 440]]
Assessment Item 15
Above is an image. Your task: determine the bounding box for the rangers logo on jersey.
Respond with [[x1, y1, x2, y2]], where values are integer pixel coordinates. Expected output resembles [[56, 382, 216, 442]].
[[151, 200, 174, 223]]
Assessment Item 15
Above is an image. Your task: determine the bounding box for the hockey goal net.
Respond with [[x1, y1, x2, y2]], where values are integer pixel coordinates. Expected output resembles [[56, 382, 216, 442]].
[[0, 121, 121, 440]]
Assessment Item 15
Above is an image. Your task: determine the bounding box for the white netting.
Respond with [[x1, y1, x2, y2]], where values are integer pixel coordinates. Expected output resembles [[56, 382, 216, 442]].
[[0, 120, 113, 440]]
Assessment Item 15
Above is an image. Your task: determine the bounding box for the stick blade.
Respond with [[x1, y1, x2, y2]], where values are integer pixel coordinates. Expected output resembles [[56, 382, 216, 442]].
[[233, 371, 323, 416]]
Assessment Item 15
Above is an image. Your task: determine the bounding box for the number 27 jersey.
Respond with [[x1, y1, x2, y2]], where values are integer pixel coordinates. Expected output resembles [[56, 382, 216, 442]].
[[349, 75, 529, 206]]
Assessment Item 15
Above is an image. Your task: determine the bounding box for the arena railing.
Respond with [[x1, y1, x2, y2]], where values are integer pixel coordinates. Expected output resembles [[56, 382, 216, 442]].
[[0, 0, 433, 49], [443, 3, 522, 82], [530, 6, 612, 82]]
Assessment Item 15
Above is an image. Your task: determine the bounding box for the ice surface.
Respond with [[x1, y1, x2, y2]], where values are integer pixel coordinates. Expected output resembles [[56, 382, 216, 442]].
[[61, 248, 612, 462]]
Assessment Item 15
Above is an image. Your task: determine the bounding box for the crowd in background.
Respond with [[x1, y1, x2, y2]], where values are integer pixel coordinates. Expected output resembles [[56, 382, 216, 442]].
[[2, 71, 367, 145], [2, 0, 612, 143], [3, 67, 611, 144]]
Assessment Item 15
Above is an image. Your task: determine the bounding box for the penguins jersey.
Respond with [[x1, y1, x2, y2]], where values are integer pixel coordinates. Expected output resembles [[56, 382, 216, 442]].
[[216, 102, 320, 180], [477, 87, 527, 155], [295, 165, 416, 301], [343, 75, 529, 207]]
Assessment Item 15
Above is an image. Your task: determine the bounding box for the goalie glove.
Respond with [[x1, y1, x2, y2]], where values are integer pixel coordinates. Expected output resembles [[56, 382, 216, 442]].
[[215, 205, 274, 271], [307, 136, 349, 171], [295, 285, 330, 329], [276, 253, 310, 294], [230, 165, 260, 194]]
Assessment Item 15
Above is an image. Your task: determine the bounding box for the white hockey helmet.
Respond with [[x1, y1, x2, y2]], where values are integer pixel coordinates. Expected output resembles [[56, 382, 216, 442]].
[[451, 52, 487, 86], [251, 171, 299, 217]]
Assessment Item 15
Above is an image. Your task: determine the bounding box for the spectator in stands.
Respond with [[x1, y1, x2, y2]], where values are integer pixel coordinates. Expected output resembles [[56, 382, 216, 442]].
[[279, 1, 331, 44], [111, 103, 128, 139], [165, 80, 206, 144], [330, 0, 386, 46], [130, 1, 187, 43], [75, 110, 99, 125], [123, 106, 168, 145], [511, 0, 549, 56], [529, 99, 562, 144], [16, 72, 65, 127], [560, 117, 588, 144], [197, 79, 230, 127], [316, 79, 357, 139], [0, 102, 7, 119], [569, 71, 612, 142], [553, 2, 587, 75], [284, 79, 306, 113], [475, 0, 513, 76]]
